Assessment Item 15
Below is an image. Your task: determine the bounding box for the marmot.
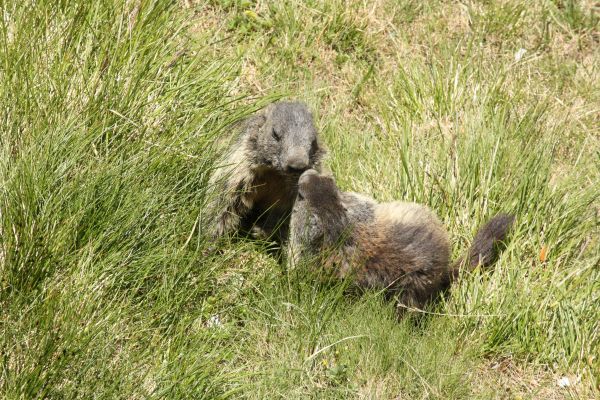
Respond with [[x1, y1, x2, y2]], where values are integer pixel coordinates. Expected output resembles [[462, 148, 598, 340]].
[[208, 101, 326, 244], [289, 169, 515, 316]]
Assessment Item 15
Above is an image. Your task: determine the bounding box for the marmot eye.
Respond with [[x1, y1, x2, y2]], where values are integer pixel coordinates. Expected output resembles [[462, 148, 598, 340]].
[[272, 129, 281, 141], [297, 192, 305, 200]]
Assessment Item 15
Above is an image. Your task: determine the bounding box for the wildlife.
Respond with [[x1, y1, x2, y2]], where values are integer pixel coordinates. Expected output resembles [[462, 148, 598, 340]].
[[207, 101, 326, 244], [289, 169, 515, 317]]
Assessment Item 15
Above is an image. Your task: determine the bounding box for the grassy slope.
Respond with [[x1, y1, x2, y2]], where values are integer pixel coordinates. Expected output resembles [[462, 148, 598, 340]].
[[1, 0, 598, 398]]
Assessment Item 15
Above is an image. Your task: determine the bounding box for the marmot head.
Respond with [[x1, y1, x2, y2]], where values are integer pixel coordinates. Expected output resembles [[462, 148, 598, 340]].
[[291, 169, 348, 249], [254, 101, 324, 174]]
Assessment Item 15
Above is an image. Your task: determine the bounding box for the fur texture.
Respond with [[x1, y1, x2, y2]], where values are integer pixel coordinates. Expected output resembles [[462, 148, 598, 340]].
[[208, 101, 326, 243], [289, 169, 514, 317]]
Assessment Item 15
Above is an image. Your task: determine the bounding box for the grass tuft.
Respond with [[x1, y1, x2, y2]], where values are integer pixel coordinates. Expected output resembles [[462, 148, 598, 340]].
[[2, 0, 598, 398]]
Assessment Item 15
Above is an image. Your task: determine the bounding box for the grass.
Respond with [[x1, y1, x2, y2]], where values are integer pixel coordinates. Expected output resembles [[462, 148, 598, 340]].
[[1, 0, 598, 398]]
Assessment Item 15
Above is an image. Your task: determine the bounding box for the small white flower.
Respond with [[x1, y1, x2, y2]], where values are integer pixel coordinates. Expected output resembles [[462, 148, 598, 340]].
[[514, 48, 527, 62], [206, 314, 222, 328], [557, 376, 570, 388]]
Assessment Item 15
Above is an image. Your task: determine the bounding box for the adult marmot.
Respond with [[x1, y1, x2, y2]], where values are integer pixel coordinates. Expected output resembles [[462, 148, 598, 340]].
[[289, 169, 514, 316], [208, 101, 326, 244]]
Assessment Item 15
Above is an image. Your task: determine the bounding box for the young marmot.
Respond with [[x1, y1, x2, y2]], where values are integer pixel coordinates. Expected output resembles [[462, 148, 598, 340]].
[[208, 101, 326, 244], [289, 169, 514, 316]]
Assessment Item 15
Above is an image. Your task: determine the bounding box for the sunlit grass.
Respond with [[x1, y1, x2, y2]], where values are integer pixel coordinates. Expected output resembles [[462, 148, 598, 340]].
[[1, 0, 598, 398]]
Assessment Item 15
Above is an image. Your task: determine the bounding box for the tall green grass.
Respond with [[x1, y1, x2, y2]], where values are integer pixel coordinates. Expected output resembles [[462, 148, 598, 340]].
[[1, 0, 598, 398], [0, 0, 256, 397]]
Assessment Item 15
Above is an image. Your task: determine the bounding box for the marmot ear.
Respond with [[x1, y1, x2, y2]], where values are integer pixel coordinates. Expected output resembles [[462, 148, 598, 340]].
[[243, 112, 267, 141], [254, 111, 267, 127]]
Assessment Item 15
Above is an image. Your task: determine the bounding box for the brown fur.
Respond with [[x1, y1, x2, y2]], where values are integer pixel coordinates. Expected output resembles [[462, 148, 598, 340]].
[[289, 169, 515, 317], [207, 102, 326, 243]]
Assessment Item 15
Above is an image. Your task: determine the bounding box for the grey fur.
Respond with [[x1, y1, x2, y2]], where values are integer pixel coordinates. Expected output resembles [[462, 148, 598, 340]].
[[208, 101, 326, 243], [289, 169, 514, 317]]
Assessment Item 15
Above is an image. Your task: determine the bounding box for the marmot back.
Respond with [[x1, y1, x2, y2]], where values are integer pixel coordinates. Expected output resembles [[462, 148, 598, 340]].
[[289, 169, 514, 317], [208, 101, 326, 244]]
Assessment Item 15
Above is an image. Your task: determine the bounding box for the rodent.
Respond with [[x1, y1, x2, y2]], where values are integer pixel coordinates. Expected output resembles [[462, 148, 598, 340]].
[[207, 101, 326, 244], [289, 169, 515, 317]]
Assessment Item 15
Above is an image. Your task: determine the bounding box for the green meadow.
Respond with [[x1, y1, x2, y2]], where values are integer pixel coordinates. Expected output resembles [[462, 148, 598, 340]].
[[1, 0, 598, 398]]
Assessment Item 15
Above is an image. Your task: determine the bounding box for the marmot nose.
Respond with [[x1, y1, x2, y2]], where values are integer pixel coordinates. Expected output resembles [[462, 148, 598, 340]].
[[285, 157, 309, 173]]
